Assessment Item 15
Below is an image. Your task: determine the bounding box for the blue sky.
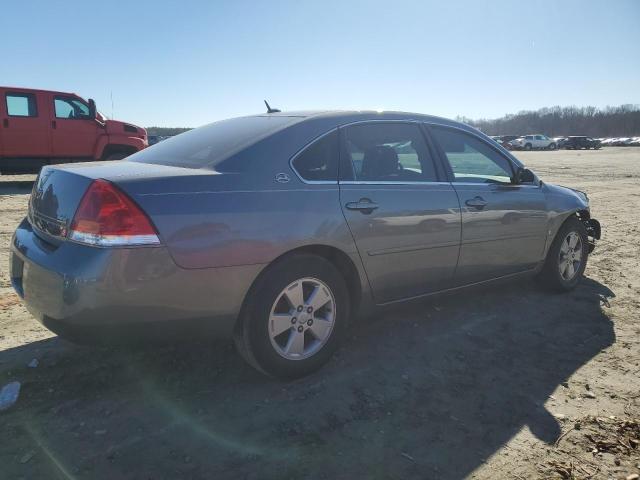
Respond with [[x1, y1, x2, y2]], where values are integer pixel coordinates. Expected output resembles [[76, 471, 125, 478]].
[[5, 0, 639, 127]]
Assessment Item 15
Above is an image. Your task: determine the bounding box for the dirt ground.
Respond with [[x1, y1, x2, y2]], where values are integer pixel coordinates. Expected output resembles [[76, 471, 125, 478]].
[[0, 148, 638, 480]]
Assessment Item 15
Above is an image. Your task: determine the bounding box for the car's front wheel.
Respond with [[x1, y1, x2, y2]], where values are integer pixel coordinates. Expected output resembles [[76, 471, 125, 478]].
[[537, 217, 588, 292], [234, 254, 349, 379], [548, 143, 557, 150]]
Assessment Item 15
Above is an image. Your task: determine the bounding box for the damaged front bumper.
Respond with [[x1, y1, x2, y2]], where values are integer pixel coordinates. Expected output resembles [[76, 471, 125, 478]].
[[583, 218, 601, 253]]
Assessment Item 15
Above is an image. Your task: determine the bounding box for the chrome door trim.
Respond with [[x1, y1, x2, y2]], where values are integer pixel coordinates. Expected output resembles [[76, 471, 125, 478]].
[[340, 180, 453, 186]]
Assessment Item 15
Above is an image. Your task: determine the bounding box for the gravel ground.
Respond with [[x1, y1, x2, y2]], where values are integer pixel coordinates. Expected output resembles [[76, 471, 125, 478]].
[[0, 148, 638, 479]]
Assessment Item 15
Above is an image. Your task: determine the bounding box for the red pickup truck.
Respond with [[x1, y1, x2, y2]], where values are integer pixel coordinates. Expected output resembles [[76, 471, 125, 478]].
[[0, 87, 147, 173]]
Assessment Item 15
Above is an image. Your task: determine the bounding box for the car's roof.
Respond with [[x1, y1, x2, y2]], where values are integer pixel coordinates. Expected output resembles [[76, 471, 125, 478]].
[[256, 109, 454, 122], [252, 109, 474, 132]]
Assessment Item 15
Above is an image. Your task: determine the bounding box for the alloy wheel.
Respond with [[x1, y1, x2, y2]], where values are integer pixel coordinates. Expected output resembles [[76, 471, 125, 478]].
[[268, 277, 336, 360], [558, 232, 583, 280]]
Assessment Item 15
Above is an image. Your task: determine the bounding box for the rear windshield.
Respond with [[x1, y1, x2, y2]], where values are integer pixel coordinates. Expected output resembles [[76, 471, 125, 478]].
[[129, 115, 299, 170]]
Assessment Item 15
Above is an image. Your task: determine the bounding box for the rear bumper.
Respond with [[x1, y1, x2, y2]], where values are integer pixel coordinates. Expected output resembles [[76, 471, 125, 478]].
[[10, 218, 264, 343]]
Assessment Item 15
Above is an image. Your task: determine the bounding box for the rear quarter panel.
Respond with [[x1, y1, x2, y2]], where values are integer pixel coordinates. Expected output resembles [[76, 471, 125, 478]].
[[135, 183, 357, 269], [119, 118, 362, 270]]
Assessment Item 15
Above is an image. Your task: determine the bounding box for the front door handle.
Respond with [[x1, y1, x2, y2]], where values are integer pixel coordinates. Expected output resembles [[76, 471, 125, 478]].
[[51, 120, 57, 129], [345, 199, 379, 214], [2, 119, 8, 128], [465, 196, 488, 209]]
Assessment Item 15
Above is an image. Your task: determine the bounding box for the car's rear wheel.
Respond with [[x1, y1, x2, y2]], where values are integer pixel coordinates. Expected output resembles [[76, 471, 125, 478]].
[[537, 216, 588, 292], [234, 254, 349, 379], [524, 143, 532, 151]]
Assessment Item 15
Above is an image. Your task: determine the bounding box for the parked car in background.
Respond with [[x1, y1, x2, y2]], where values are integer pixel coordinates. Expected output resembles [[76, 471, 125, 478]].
[[630, 137, 640, 146], [0, 86, 148, 173], [563, 136, 601, 150], [10, 110, 601, 378], [509, 134, 557, 150], [490, 135, 519, 150], [611, 137, 631, 146]]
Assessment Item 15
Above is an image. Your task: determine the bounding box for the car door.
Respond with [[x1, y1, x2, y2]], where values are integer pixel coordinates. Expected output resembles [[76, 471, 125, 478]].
[[2, 90, 51, 157], [428, 124, 548, 285], [0, 91, 4, 157], [50, 94, 98, 158], [339, 122, 461, 304]]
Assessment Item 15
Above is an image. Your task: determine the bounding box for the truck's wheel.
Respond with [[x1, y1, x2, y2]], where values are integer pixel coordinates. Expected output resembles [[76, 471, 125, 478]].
[[537, 217, 588, 292], [104, 152, 128, 161], [524, 143, 532, 151], [548, 143, 556, 150], [234, 254, 350, 379]]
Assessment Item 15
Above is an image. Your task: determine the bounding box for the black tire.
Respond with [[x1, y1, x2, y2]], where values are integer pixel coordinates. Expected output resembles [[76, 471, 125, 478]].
[[234, 254, 350, 379], [537, 216, 588, 292], [104, 152, 128, 161], [524, 143, 532, 151], [549, 143, 556, 150]]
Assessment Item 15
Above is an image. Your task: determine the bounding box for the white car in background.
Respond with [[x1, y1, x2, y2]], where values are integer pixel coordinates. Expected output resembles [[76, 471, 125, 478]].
[[509, 134, 557, 150]]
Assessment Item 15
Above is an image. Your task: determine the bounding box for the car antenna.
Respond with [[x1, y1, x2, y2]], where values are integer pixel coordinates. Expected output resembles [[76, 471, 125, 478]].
[[264, 100, 281, 114]]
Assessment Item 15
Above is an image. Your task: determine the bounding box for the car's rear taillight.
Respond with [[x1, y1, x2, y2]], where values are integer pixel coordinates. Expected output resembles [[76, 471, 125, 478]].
[[68, 179, 160, 247]]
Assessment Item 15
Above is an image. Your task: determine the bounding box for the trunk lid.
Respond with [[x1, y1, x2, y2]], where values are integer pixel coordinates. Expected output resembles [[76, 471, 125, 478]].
[[28, 161, 220, 245]]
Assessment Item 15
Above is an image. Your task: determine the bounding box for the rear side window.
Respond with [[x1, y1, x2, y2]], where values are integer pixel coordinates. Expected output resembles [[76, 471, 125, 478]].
[[340, 123, 437, 182], [291, 130, 338, 182], [6, 93, 38, 117], [129, 115, 298, 170], [430, 126, 514, 184]]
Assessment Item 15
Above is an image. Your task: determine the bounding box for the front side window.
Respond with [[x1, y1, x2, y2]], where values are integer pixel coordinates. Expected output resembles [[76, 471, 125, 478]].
[[341, 123, 437, 182], [6, 93, 38, 117], [430, 126, 514, 184], [54, 96, 90, 119], [291, 130, 338, 181]]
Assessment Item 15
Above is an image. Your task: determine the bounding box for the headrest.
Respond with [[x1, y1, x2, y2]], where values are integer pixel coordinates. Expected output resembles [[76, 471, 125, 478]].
[[361, 146, 399, 179]]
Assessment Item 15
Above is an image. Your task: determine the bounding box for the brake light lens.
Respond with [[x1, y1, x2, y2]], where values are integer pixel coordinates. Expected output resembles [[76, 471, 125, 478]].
[[68, 179, 160, 246]]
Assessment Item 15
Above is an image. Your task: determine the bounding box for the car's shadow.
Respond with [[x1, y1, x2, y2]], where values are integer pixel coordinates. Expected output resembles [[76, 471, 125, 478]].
[[0, 277, 615, 480]]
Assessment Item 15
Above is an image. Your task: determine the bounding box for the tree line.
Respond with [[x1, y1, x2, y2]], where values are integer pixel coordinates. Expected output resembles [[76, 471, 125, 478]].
[[146, 127, 192, 137], [457, 104, 640, 137]]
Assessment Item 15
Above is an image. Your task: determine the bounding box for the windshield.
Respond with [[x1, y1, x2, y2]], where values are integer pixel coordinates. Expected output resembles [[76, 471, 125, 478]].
[[128, 115, 299, 170]]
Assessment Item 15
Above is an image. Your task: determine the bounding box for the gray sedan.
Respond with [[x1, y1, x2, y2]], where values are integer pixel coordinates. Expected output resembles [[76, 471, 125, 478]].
[[9, 111, 601, 378]]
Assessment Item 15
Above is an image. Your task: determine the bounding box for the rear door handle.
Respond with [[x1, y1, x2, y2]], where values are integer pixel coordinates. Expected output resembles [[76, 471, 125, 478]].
[[51, 120, 57, 129], [465, 196, 488, 209], [345, 199, 379, 214], [2, 119, 8, 128]]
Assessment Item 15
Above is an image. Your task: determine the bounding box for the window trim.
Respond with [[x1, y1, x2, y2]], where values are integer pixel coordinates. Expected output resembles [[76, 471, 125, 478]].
[[424, 122, 518, 185], [53, 95, 91, 120], [5, 92, 38, 118], [288, 128, 339, 185], [337, 120, 446, 184]]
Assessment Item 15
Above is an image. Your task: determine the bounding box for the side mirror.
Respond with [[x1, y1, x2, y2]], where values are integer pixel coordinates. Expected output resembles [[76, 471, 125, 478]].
[[513, 166, 535, 184], [88, 98, 97, 119]]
